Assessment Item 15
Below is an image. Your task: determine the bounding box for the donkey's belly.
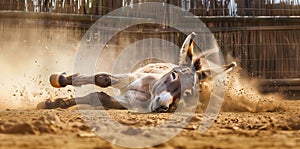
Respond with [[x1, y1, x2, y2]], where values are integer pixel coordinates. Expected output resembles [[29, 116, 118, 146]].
[[125, 90, 151, 102], [116, 90, 152, 112], [116, 63, 178, 112]]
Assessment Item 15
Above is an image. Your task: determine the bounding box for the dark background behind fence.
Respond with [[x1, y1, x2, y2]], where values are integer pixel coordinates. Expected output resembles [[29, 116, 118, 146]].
[[1, 0, 300, 16]]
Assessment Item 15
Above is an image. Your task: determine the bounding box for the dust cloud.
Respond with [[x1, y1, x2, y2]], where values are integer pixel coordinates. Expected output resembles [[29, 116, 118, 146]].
[[199, 63, 286, 113], [223, 66, 285, 112], [0, 22, 81, 109]]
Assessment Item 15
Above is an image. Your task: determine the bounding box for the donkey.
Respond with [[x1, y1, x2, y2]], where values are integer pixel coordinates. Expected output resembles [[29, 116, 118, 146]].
[[39, 32, 236, 112]]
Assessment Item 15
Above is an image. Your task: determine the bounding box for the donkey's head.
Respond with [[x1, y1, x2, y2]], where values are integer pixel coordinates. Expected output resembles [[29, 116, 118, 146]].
[[149, 32, 201, 112], [149, 32, 236, 112]]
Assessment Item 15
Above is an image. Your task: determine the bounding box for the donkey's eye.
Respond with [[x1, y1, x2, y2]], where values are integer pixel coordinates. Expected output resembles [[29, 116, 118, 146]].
[[170, 71, 178, 81]]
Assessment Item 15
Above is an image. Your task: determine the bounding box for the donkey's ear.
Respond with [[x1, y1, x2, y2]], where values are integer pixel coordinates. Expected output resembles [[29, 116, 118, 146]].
[[192, 56, 202, 71], [196, 69, 211, 81], [179, 32, 197, 66]]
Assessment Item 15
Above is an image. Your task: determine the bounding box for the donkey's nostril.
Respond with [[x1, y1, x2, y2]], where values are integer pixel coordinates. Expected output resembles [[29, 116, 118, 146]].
[[155, 106, 169, 112], [183, 89, 192, 97], [160, 106, 169, 110], [155, 97, 160, 102]]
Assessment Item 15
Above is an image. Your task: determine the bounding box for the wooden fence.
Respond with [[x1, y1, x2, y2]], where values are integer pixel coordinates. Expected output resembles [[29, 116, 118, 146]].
[[209, 17, 300, 79], [1, 11, 299, 80]]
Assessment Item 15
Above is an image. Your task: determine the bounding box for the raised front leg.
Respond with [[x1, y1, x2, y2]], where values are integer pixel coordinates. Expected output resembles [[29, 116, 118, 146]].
[[38, 92, 125, 109], [50, 73, 136, 89]]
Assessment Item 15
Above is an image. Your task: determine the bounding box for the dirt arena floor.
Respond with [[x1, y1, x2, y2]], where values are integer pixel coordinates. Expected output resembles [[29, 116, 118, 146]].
[[0, 95, 299, 149], [1, 49, 299, 149]]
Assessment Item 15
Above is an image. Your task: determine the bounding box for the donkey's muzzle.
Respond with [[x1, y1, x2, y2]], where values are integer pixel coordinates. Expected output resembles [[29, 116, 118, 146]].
[[150, 92, 174, 112]]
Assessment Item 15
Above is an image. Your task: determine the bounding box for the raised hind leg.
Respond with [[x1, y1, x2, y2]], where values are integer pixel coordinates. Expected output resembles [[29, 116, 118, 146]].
[[38, 92, 126, 109], [196, 62, 237, 80], [50, 73, 136, 89]]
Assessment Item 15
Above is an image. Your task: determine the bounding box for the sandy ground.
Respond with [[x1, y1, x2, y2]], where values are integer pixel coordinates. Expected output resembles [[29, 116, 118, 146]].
[[1, 59, 300, 149], [0, 98, 299, 149]]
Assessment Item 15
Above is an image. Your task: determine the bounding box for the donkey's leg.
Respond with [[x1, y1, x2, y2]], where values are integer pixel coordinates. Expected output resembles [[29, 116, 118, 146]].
[[74, 92, 126, 109], [50, 73, 135, 89], [223, 62, 237, 72], [42, 92, 125, 109], [196, 62, 237, 80]]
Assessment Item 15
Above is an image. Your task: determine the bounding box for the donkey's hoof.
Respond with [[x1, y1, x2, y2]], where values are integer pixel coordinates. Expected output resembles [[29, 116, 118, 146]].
[[36, 99, 59, 109], [50, 73, 67, 88], [36, 101, 46, 109], [39, 98, 68, 109]]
